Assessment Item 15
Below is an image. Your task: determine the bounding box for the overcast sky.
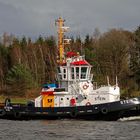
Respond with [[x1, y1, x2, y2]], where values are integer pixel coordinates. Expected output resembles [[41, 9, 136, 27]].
[[0, 0, 140, 39]]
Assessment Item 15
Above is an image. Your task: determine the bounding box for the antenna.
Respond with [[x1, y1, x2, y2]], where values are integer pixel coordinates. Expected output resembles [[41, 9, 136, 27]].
[[55, 17, 65, 64], [55, 17, 70, 64]]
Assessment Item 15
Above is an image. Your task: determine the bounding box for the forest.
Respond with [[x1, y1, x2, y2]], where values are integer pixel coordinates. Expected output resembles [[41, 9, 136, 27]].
[[0, 26, 140, 99]]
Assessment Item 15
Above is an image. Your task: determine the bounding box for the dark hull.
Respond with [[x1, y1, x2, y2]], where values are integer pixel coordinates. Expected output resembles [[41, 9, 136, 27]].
[[1, 97, 140, 121]]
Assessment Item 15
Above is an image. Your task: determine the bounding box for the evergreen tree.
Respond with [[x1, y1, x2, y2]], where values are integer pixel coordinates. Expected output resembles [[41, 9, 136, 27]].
[[6, 64, 36, 96]]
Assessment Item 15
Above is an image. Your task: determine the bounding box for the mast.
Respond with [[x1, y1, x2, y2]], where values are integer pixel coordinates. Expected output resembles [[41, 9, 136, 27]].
[[55, 17, 70, 64]]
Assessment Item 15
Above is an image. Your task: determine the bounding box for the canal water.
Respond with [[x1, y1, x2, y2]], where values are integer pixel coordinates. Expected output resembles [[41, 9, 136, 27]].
[[0, 117, 140, 140]]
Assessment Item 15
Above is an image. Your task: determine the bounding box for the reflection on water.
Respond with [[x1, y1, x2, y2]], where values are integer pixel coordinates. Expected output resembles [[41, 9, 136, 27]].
[[0, 118, 140, 140]]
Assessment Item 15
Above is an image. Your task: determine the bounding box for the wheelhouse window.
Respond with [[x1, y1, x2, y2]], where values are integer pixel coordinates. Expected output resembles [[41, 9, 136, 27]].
[[57, 67, 62, 80], [63, 68, 67, 80], [81, 67, 87, 79], [63, 68, 66, 79], [76, 67, 79, 79], [71, 67, 74, 79], [57, 67, 61, 73]]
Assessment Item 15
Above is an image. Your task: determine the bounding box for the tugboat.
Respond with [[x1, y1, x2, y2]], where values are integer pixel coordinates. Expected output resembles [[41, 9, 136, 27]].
[[0, 17, 140, 120]]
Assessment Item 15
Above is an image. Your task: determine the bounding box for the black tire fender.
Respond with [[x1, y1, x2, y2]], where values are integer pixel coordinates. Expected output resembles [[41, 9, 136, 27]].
[[70, 111, 78, 118], [101, 108, 108, 114], [14, 112, 21, 119], [0, 109, 6, 117], [27, 100, 35, 107]]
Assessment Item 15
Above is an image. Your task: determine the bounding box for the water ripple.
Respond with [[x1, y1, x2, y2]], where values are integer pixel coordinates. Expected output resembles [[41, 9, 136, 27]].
[[0, 119, 140, 140]]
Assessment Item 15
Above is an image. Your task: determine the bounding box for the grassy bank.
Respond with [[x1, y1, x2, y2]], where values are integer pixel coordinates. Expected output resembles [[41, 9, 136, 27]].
[[0, 96, 32, 104], [0, 88, 40, 104]]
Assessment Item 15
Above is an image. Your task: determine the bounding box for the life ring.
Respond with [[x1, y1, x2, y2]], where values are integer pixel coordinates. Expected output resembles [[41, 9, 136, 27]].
[[101, 108, 108, 114], [83, 84, 89, 90], [0, 109, 6, 117], [86, 102, 91, 106]]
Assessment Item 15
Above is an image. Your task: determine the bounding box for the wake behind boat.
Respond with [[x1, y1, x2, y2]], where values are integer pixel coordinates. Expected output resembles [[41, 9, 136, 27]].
[[0, 17, 140, 120]]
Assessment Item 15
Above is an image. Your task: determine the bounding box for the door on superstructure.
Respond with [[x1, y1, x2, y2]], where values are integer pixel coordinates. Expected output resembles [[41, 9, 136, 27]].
[[42, 95, 54, 107]]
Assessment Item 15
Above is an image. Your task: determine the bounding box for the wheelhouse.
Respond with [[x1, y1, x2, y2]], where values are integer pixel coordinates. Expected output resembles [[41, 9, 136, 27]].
[[56, 55, 93, 91]]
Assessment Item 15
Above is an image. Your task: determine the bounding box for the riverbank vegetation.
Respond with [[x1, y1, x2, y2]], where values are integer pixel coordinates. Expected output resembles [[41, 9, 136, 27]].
[[0, 26, 140, 101]]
